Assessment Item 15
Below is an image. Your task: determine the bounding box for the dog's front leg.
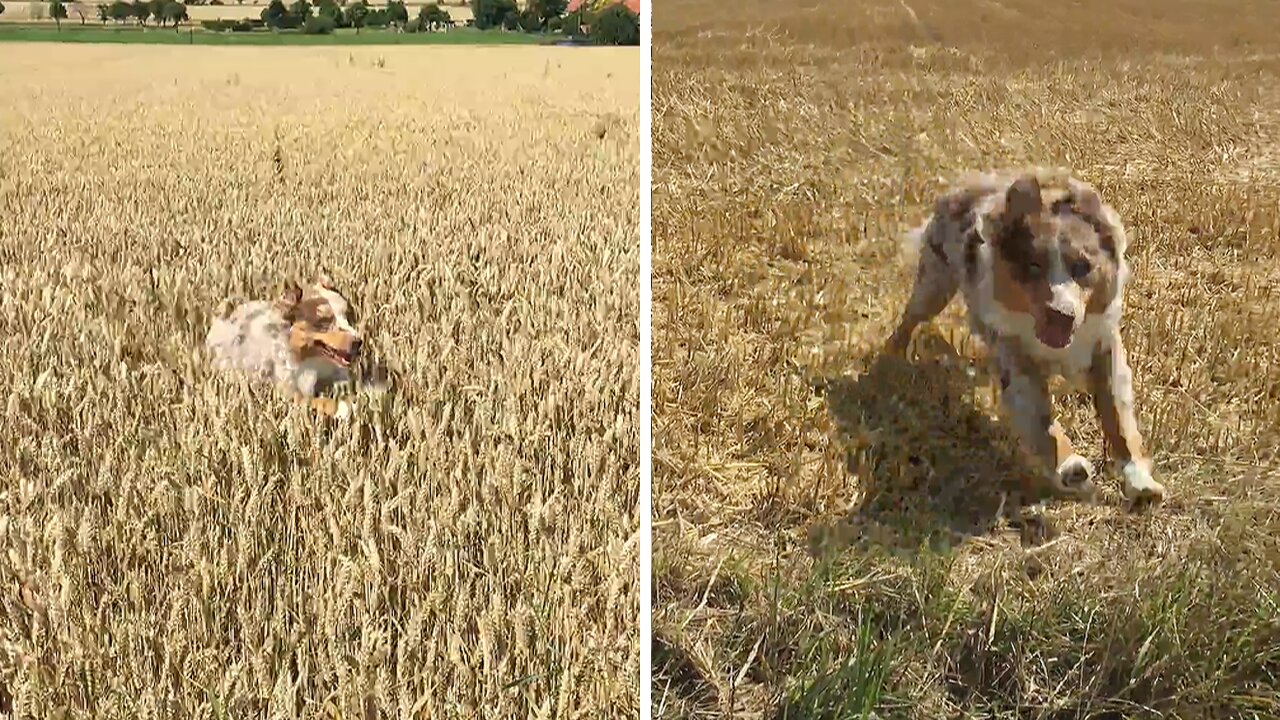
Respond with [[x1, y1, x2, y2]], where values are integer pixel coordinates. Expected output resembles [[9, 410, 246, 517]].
[[291, 393, 353, 420], [996, 345, 1097, 500], [1089, 332, 1165, 508]]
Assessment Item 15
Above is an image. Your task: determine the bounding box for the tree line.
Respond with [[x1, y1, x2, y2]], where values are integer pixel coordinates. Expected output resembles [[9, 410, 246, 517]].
[[470, 0, 637, 43], [12, 0, 638, 43]]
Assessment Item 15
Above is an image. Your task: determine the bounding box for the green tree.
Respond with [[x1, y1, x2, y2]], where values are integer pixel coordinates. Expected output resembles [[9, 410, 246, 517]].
[[562, 10, 580, 35], [590, 3, 636, 45], [130, 0, 147, 24], [315, 0, 342, 25], [107, 0, 129, 21], [49, 0, 67, 28], [517, 6, 539, 32], [385, 0, 406, 28], [530, 0, 564, 28], [345, 0, 365, 31], [147, 0, 164, 24], [95, 3, 108, 22], [470, 0, 514, 30], [302, 11, 333, 32], [260, 0, 286, 25], [161, 0, 185, 28], [288, 0, 310, 21], [417, 2, 448, 30]]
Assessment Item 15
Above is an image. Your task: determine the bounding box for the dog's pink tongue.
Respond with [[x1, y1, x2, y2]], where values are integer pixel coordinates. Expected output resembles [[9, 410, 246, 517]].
[[1037, 312, 1074, 349]]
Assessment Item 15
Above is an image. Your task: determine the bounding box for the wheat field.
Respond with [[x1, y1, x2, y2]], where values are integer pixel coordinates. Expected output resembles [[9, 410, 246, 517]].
[[654, 0, 1280, 717], [0, 45, 638, 718]]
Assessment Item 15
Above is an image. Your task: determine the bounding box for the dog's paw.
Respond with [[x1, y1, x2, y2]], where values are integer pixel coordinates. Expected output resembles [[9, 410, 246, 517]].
[[1120, 460, 1164, 510], [335, 400, 354, 422], [1052, 454, 1097, 499]]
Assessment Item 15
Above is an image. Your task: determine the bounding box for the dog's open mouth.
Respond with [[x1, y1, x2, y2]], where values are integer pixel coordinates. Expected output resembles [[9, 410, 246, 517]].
[[1036, 308, 1075, 350], [314, 342, 356, 367]]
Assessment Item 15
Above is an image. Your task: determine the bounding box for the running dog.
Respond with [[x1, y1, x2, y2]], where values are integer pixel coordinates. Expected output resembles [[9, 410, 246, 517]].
[[885, 168, 1165, 508], [205, 274, 363, 419]]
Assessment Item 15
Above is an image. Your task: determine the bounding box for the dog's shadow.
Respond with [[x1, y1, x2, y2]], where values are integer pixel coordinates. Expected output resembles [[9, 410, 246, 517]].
[[811, 331, 1054, 555]]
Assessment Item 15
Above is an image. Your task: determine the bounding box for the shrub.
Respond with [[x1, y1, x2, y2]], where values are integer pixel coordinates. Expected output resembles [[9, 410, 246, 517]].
[[418, 2, 448, 30], [316, 0, 342, 26], [385, 0, 405, 27], [561, 11, 578, 35], [345, 0, 365, 30], [302, 12, 332, 32], [547, 16, 561, 32], [517, 6, 540, 32], [590, 3, 637, 45]]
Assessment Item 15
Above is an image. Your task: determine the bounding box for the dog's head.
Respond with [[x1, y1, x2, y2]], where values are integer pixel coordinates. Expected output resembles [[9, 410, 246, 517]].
[[983, 173, 1124, 350], [275, 274, 363, 368]]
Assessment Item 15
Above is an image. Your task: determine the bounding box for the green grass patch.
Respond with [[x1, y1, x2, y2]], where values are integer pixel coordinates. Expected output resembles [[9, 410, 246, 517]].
[[0, 23, 551, 45]]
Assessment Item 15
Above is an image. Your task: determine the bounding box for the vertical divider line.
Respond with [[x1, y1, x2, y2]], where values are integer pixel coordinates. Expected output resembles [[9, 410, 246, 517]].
[[639, 0, 654, 715]]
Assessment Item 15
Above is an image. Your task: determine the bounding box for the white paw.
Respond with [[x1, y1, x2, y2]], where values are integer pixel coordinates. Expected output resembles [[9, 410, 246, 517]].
[[1120, 460, 1165, 508], [335, 400, 354, 421], [1052, 454, 1096, 497]]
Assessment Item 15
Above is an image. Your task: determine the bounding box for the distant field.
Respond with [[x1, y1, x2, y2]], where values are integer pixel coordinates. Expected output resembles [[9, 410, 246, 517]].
[[0, 23, 545, 44], [0, 42, 639, 718], [0, 0, 476, 22], [182, 3, 475, 22], [654, 0, 1280, 717]]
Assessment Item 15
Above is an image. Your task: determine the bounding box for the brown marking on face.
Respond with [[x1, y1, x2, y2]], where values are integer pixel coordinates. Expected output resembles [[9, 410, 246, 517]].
[[988, 175, 1107, 348], [277, 279, 362, 366], [990, 177, 1052, 315], [991, 255, 1025, 311]]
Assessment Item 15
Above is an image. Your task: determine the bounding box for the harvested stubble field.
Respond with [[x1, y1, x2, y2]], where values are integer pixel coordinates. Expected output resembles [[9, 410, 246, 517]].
[[0, 45, 638, 717], [654, 0, 1280, 717]]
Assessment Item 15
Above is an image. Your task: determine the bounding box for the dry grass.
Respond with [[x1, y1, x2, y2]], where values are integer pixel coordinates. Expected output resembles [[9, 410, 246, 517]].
[[654, 1, 1280, 717], [0, 45, 638, 718]]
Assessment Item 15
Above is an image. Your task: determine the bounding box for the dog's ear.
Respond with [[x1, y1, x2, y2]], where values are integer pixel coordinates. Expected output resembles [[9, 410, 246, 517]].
[[1063, 179, 1122, 257], [275, 281, 302, 321], [1004, 174, 1043, 221]]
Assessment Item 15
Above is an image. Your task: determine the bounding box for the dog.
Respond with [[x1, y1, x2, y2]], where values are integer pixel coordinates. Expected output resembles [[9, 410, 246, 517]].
[[205, 274, 363, 419], [885, 168, 1165, 508]]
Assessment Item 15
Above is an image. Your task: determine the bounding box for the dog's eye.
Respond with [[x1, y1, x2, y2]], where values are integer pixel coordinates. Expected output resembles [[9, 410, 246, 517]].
[[1027, 262, 1044, 279], [1069, 259, 1092, 279]]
